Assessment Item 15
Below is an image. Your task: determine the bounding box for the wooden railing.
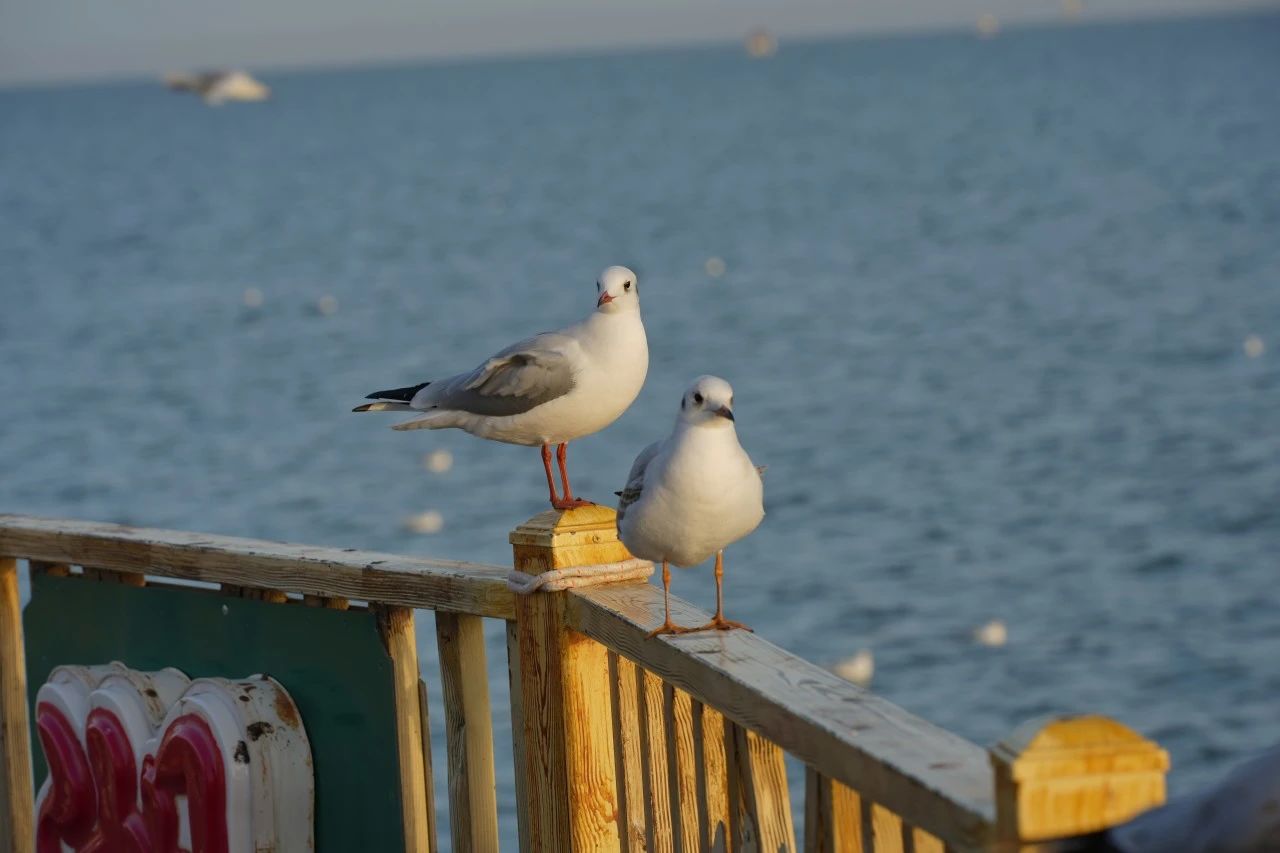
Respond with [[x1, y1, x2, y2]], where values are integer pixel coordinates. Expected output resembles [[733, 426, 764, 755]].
[[0, 510, 1171, 852]]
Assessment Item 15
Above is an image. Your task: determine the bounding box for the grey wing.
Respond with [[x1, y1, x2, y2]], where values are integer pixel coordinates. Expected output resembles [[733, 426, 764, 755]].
[[413, 332, 578, 417], [616, 440, 662, 523]]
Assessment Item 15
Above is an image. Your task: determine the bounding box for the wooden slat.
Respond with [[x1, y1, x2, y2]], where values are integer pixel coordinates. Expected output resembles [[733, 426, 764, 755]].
[[417, 679, 440, 853], [567, 586, 994, 847], [869, 803, 906, 853], [725, 722, 796, 852], [637, 667, 675, 853], [376, 605, 431, 853], [0, 558, 34, 853], [506, 622, 532, 852], [609, 653, 647, 852], [804, 769, 863, 853], [221, 583, 288, 603], [910, 827, 945, 853], [28, 560, 69, 576], [83, 567, 145, 587], [435, 611, 499, 852], [694, 703, 731, 853], [664, 684, 700, 853], [0, 514, 513, 619]]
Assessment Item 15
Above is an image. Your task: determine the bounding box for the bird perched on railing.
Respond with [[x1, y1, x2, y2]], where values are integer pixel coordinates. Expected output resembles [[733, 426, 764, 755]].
[[354, 266, 648, 509], [616, 376, 765, 637]]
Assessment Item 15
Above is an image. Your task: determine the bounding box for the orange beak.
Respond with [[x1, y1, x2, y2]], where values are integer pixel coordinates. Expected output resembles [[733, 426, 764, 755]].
[[597, 292, 614, 307]]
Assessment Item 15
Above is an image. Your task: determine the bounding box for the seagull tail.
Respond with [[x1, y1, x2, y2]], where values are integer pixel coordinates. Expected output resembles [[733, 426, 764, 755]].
[[352, 402, 414, 413]]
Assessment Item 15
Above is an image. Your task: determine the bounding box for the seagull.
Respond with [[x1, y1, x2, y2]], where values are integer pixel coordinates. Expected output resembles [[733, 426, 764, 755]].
[[354, 266, 648, 509], [616, 376, 765, 637]]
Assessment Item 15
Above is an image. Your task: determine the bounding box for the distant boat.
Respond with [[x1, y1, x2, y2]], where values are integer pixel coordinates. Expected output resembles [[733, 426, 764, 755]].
[[163, 70, 270, 105], [744, 29, 778, 59]]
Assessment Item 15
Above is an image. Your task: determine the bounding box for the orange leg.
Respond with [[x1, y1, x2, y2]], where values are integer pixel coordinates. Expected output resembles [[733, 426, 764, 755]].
[[646, 561, 698, 638], [691, 551, 752, 633], [541, 444, 561, 506], [550, 442, 593, 510]]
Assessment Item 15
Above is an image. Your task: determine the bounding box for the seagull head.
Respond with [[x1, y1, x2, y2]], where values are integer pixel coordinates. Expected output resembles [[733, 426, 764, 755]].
[[678, 375, 736, 427], [596, 265, 639, 313]]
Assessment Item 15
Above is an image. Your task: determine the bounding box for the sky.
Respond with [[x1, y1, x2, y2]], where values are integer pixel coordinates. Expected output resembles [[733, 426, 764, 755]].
[[1, 0, 1277, 85]]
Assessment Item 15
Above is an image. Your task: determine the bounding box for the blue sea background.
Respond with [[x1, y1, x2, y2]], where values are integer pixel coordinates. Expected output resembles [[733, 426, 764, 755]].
[[2, 11, 1278, 845]]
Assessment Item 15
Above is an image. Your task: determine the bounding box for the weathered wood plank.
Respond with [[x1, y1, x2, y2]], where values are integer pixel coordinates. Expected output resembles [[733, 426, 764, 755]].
[[0, 558, 34, 853], [638, 667, 675, 853], [0, 514, 513, 619], [609, 653, 648, 852], [804, 769, 863, 853], [435, 611, 499, 852], [694, 703, 731, 853], [910, 827, 945, 853], [725, 723, 796, 852], [376, 606, 432, 853], [303, 593, 350, 609], [664, 684, 701, 853], [566, 584, 994, 848]]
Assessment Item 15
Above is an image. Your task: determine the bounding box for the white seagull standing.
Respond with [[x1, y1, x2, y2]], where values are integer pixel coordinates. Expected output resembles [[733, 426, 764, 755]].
[[354, 266, 648, 509], [616, 376, 765, 636]]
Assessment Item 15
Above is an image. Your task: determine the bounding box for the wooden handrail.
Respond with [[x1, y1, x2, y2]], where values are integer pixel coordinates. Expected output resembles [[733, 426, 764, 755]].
[[3, 512, 1172, 851], [0, 514, 514, 619], [567, 583, 996, 849]]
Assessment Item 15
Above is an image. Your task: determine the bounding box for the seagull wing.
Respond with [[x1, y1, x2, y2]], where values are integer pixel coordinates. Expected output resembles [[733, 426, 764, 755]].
[[616, 440, 663, 523], [411, 332, 579, 418]]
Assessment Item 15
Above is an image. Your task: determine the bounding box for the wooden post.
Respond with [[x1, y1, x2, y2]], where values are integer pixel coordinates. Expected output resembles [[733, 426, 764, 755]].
[[0, 558, 34, 853], [508, 506, 631, 852], [991, 714, 1169, 846]]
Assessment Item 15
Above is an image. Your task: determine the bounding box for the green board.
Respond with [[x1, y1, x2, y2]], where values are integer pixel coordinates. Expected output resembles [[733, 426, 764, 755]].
[[24, 572, 406, 852]]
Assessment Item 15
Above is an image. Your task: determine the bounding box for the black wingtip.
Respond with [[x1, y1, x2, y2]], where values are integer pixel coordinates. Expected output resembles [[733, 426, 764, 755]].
[[613, 491, 623, 497], [365, 381, 430, 402]]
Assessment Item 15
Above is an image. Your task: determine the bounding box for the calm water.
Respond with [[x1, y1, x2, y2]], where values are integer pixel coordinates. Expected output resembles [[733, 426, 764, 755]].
[[3, 12, 1279, 843]]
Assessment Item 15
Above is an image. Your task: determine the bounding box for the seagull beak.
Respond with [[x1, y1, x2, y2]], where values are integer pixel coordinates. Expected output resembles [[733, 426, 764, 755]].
[[714, 405, 735, 421], [597, 292, 614, 308]]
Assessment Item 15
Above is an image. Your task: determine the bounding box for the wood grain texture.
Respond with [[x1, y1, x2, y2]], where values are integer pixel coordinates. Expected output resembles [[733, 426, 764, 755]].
[[909, 827, 945, 853], [694, 703, 731, 853], [664, 684, 700, 853], [609, 653, 648, 852], [725, 723, 796, 853], [638, 667, 675, 853], [0, 558, 34, 853], [509, 506, 632, 852], [418, 679, 440, 853], [804, 769, 863, 853], [0, 514, 513, 618], [566, 584, 994, 848], [377, 605, 432, 853], [506, 622, 532, 852], [435, 611, 500, 852], [303, 593, 350, 609], [869, 803, 906, 853]]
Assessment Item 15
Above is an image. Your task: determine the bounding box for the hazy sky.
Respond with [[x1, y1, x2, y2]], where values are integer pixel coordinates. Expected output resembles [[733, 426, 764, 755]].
[[1, 0, 1277, 85]]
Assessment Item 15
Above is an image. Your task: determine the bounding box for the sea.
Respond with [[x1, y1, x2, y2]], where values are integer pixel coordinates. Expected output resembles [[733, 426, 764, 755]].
[[2, 11, 1278, 845]]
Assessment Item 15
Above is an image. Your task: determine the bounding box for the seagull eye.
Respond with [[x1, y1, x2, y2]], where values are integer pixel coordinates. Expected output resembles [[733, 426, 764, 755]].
[[624, 281, 632, 291], [693, 392, 704, 405]]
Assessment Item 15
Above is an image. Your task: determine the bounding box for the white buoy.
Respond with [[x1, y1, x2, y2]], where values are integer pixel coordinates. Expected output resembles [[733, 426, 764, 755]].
[[974, 619, 1008, 647], [1244, 335, 1264, 359], [704, 257, 727, 278], [833, 649, 875, 686], [242, 287, 264, 308], [423, 449, 454, 474], [317, 295, 339, 316], [404, 510, 444, 535]]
